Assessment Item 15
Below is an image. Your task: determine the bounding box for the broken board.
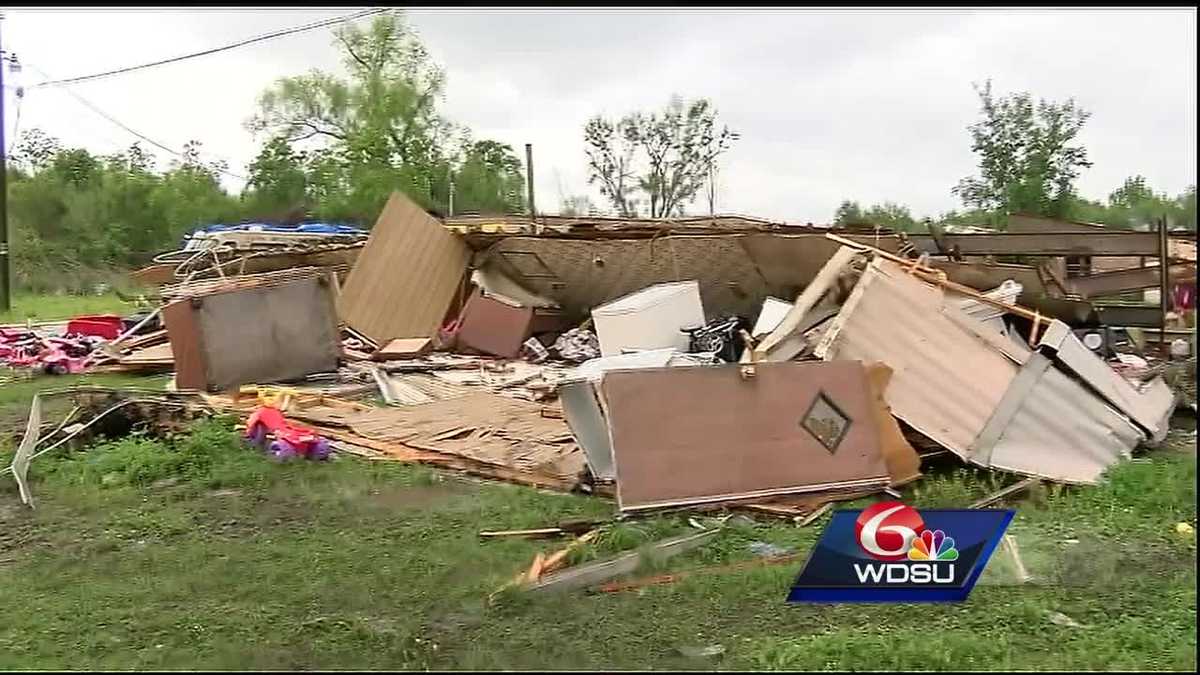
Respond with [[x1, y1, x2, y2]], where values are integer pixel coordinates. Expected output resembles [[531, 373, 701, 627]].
[[339, 191, 471, 343]]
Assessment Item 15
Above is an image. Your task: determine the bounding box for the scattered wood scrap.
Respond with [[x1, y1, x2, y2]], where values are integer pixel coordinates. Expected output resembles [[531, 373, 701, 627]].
[[970, 477, 1040, 509]]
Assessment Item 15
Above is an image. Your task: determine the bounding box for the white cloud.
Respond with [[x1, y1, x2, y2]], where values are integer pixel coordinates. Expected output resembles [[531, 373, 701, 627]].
[[3, 7, 1195, 223]]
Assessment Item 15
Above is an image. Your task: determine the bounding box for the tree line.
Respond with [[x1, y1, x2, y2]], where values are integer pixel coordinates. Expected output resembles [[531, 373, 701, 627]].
[[832, 81, 1197, 232], [5, 12, 1194, 293]]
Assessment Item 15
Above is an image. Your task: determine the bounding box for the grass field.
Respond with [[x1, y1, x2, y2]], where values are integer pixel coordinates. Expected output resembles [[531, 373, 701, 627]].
[[0, 295, 1195, 670], [0, 293, 134, 325]]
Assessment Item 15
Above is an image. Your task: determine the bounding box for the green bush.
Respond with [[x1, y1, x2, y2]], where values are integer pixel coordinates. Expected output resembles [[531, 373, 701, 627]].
[[45, 418, 270, 489]]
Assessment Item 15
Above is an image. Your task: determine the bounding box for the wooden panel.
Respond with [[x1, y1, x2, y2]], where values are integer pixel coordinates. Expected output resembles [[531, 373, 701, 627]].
[[339, 191, 471, 343], [601, 361, 890, 511], [162, 298, 207, 391]]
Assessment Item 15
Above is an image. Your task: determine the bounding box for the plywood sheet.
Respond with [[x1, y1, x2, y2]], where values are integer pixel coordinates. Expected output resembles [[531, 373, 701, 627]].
[[339, 191, 471, 343], [601, 361, 890, 511]]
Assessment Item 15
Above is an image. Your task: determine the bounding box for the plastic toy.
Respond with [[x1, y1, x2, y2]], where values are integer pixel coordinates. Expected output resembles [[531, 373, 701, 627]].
[[244, 405, 332, 462]]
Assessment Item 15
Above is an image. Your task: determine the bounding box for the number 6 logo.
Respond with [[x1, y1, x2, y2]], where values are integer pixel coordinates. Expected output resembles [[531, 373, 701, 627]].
[[855, 501, 926, 561]]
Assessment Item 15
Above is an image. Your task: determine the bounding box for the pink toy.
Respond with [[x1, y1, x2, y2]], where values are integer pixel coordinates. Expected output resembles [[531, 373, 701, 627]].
[[244, 406, 332, 462]]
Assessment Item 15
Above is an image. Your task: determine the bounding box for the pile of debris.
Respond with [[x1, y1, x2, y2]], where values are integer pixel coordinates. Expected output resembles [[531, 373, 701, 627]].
[[5, 192, 1196, 524]]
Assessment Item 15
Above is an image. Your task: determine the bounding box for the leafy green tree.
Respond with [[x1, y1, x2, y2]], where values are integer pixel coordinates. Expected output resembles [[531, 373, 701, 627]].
[[833, 200, 865, 225], [452, 140, 525, 215], [954, 80, 1092, 219], [834, 200, 919, 232], [585, 96, 738, 218], [249, 12, 454, 221], [243, 136, 310, 220]]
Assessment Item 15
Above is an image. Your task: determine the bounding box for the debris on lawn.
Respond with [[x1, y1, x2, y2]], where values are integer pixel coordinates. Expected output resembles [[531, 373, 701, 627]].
[[1046, 610, 1089, 629], [8, 196, 1197, 594]]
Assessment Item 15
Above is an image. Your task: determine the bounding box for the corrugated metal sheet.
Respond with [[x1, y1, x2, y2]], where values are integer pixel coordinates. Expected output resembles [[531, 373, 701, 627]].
[[1037, 320, 1175, 442], [339, 192, 471, 343], [817, 256, 1150, 483], [815, 258, 1019, 458], [983, 354, 1141, 484]]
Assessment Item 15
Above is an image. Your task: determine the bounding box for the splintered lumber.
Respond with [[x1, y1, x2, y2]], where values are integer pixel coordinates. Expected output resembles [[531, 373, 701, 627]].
[[525, 529, 719, 594], [825, 232, 1043, 322], [752, 245, 860, 362], [970, 477, 1040, 509], [592, 553, 803, 593]]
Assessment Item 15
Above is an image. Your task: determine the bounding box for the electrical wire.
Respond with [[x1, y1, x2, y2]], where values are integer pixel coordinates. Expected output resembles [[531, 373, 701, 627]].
[[24, 62, 248, 180], [30, 8, 390, 89]]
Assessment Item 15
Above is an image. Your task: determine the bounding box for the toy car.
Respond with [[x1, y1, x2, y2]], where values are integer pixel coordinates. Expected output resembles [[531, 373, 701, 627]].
[[244, 405, 332, 462]]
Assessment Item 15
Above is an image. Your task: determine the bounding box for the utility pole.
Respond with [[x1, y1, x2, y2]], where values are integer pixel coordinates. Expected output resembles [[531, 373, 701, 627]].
[[0, 13, 11, 311], [524, 143, 536, 218]]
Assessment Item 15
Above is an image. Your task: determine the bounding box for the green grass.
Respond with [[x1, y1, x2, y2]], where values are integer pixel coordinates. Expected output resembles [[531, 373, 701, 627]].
[[0, 372, 1194, 670], [0, 293, 134, 324]]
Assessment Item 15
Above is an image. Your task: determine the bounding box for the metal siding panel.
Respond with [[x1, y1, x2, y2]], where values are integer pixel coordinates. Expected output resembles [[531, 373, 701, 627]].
[[559, 381, 616, 481], [988, 364, 1141, 484], [817, 259, 1019, 458], [1038, 320, 1173, 440]]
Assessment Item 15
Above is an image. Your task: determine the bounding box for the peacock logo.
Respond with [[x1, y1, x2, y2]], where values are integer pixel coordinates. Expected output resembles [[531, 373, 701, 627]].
[[907, 529, 959, 561]]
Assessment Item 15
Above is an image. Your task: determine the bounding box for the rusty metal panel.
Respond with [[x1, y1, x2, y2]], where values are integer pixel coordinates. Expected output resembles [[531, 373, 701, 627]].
[[815, 258, 1020, 458], [928, 259, 1050, 297], [339, 191, 471, 342], [1069, 263, 1196, 298], [600, 361, 890, 512]]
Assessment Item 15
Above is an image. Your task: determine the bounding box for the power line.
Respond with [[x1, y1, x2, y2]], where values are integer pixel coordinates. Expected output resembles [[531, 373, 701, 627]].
[[24, 62, 248, 181], [30, 7, 390, 89]]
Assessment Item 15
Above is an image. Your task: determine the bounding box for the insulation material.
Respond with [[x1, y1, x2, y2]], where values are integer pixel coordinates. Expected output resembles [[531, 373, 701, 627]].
[[972, 353, 1142, 484], [815, 258, 1021, 459], [339, 191, 471, 343], [600, 361, 891, 512], [1037, 320, 1175, 443]]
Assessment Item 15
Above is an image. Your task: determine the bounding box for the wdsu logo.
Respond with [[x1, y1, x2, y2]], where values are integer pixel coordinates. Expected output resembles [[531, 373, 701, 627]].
[[787, 501, 1013, 603]]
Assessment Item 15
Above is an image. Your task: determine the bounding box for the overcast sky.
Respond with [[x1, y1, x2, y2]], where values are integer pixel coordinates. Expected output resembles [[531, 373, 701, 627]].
[[3, 6, 1196, 223]]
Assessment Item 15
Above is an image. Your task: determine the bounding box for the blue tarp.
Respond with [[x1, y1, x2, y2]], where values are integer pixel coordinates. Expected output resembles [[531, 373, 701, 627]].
[[188, 222, 367, 236]]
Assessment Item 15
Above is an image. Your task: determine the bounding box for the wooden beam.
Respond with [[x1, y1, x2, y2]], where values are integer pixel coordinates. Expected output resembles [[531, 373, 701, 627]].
[[1069, 262, 1196, 299], [969, 477, 1039, 509], [907, 231, 1175, 258]]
